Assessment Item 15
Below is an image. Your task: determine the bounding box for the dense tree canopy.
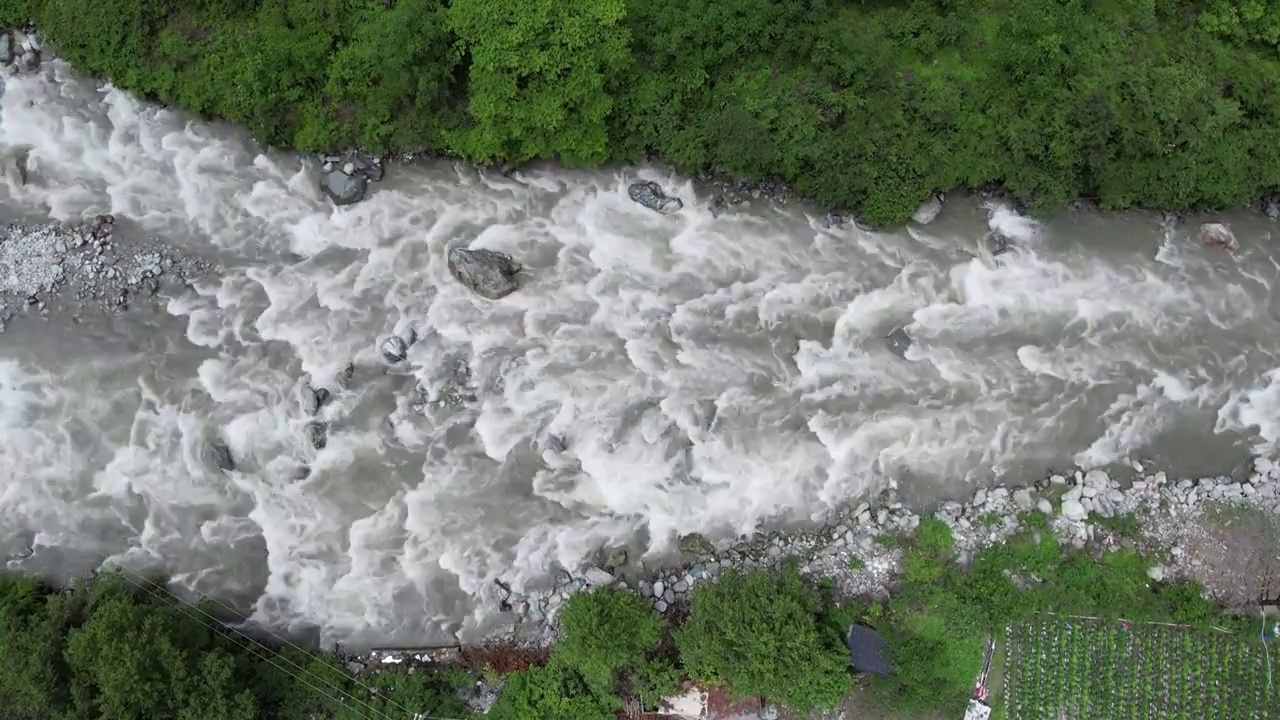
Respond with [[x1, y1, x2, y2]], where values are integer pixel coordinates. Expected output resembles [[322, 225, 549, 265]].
[[0, 573, 470, 720], [2, 0, 1279, 223]]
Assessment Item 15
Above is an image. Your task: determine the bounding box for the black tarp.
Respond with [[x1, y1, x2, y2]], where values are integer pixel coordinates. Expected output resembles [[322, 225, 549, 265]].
[[845, 624, 893, 676]]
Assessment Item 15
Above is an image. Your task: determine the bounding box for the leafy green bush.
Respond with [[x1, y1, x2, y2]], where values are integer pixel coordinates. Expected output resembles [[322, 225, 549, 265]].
[[486, 659, 619, 720], [554, 587, 662, 690], [676, 566, 852, 711]]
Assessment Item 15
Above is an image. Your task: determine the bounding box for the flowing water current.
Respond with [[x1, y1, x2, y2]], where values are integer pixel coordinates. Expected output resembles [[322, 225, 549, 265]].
[[2, 62, 1280, 648]]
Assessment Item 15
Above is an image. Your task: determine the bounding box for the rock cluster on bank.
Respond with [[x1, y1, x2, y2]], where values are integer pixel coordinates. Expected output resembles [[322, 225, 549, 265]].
[[0, 217, 212, 330], [1, 25, 42, 74], [318, 150, 384, 205], [470, 458, 1280, 650]]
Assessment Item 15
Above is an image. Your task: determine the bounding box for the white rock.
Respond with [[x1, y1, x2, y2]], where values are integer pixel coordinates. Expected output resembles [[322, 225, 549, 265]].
[[1049, 474, 1067, 485], [1037, 498, 1054, 515], [652, 580, 665, 597], [1061, 499, 1088, 522], [1147, 565, 1165, 582], [991, 487, 1009, 501], [343, 162, 356, 175], [654, 599, 668, 613], [1130, 459, 1144, 472], [1084, 470, 1110, 489], [912, 193, 943, 224], [582, 568, 615, 587], [1063, 486, 1083, 503], [1199, 222, 1238, 252], [1082, 486, 1097, 498], [1013, 489, 1034, 511], [973, 488, 987, 506], [1132, 481, 1147, 491]]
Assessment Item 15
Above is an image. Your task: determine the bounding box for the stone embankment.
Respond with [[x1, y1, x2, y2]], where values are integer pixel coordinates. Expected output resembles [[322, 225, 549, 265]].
[[462, 459, 1280, 653]]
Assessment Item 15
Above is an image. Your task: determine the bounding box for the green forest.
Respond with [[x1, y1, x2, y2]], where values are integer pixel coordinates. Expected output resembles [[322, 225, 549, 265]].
[[1, 0, 1279, 223]]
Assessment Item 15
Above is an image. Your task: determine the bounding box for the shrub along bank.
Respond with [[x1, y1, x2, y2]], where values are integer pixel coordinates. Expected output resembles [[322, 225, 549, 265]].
[[1, 0, 1279, 223], [0, 514, 1257, 719]]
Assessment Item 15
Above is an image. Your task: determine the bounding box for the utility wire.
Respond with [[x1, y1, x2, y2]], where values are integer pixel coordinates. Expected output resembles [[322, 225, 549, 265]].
[[13, 552, 473, 720]]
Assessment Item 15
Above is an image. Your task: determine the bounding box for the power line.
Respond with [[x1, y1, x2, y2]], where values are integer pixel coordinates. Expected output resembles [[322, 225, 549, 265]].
[[102, 561, 473, 720], [102, 564, 389, 720], [7, 553, 473, 720]]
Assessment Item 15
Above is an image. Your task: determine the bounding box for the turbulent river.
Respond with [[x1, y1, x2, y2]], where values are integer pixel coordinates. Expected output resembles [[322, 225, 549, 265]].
[[2, 62, 1280, 648]]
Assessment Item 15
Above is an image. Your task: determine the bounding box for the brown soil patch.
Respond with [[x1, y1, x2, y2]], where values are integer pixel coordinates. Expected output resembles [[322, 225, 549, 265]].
[[1190, 503, 1280, 608]]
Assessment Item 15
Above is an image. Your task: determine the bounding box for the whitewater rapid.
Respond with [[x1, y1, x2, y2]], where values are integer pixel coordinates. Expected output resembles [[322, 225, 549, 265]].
[[1, 61, 1279, 647]]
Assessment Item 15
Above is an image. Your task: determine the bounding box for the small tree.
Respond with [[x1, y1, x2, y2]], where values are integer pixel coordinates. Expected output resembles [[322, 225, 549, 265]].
[[676, 567, 852, 711], [554, 587, 663, 691]]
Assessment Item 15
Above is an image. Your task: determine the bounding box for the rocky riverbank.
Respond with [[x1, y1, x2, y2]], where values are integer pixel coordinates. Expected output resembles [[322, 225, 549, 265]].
[[385, 458, 1279, 661], [0, 217, 214, 331]]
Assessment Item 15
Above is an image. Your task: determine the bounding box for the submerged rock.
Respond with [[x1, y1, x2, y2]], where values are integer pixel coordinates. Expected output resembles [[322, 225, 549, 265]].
[[911, 193, 943, 225], [304, 421, 328, 450], [210, 441, 235, 472], [677, 532, 716, 556], [301, 386, 330, 415], [628, 181, 683, 215], [986, 232, 1011, 257], [380, 336, 408, 364], [1199, 222, 1238, 252], [0, 30, 12, 65], [447, 247, 521, 300], [885, 327, 912, 358]]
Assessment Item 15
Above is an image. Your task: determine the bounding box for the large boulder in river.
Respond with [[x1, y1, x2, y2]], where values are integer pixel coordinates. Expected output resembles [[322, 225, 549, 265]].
[[319, 151, 384, 205], [1199, 222, 1238, 252], [321, 169, 368, 206], [628, 181, 683, 215], [447, 248, 521, 300]]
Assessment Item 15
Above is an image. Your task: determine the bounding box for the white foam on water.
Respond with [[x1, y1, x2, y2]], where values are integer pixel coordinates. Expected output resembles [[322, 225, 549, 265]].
[[4, 62, 1280, 645]]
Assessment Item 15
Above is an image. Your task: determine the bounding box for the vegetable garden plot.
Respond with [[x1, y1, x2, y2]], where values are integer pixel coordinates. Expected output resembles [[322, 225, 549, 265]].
[[1001, 616, 1279, 720]]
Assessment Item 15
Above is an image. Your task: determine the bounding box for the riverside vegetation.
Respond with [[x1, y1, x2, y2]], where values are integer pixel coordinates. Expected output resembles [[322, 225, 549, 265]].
[[3, 514, 1272, 719], [2, 0, 1280, 223]]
